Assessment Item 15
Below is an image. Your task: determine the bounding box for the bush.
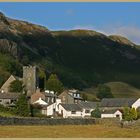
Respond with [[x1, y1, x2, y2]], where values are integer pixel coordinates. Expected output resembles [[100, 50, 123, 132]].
[[96, 84, 113, 100], [15, 94, 30, 117], [91, 105, 101, 118], [9, 80, 23, 92], [123, 107, 138, 121], [30, 104, 42, 117]]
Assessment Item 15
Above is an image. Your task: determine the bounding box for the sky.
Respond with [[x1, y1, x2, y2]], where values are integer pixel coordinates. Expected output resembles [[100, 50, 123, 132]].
[[0, 2, 140, 44]]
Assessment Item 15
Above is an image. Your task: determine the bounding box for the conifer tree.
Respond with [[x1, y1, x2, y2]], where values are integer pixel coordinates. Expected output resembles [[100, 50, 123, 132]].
[[15, 93, 30, 117], [46, 74, 64, 95]]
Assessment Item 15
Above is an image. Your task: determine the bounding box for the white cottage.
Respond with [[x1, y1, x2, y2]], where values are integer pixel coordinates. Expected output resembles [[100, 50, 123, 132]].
[[33, 98, 48, 105], [78, 101, 100, 117], [58, 104, 83, 118], [42, 99, 61, 116], [132, 98, 140, 109], [101, 109, 122, 120]]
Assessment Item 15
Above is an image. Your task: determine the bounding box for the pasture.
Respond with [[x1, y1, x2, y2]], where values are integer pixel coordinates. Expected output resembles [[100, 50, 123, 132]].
[[0, 124, 139, 138]]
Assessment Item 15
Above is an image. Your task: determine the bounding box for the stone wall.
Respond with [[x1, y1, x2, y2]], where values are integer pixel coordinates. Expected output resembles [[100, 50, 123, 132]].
[[0, 117, 95, 125], [95, 118, 121, 127]]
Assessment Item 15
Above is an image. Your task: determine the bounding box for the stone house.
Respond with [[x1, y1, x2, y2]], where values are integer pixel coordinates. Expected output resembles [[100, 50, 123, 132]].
[[0, 92, 19, 106], [31, 89, 57, 105], [31, 88, 45, 104], [0, 75, 22, 93], [58, 89, 83, 104]]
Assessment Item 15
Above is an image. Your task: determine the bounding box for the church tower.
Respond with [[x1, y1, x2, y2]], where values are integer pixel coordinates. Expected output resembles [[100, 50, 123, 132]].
[[23, 66, 37, 96]]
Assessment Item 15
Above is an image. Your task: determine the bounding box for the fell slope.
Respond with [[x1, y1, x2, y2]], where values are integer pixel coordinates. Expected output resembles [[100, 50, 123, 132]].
[[1, 12, 140, 93]]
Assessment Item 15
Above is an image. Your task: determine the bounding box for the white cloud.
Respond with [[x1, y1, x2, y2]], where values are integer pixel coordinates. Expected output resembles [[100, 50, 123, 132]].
[[107, 26, 140, 45]]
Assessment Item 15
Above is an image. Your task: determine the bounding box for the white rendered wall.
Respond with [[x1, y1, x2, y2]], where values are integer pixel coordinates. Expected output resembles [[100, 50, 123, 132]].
[[132, 98, 140, 109], [58, 105, 82, 118]]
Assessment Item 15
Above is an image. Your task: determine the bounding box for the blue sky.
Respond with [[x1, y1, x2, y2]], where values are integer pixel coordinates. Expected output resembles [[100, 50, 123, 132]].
[[0, 2, 140, 44]]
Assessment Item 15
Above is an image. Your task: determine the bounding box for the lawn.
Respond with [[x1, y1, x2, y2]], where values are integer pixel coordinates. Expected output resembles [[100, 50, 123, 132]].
[[0, 124, 139, 138]]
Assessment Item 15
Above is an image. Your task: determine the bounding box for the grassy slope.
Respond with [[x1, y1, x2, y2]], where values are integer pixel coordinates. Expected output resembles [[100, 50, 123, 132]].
[[81, 81, 140, 99], [105, 82, 140, 98]]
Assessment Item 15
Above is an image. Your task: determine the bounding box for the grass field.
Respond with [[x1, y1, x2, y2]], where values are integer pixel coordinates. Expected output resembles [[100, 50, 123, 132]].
[[0, 124, 140, 138]]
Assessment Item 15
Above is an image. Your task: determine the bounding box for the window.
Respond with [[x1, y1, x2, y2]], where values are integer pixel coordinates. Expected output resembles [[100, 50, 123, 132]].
[[71, 111, 76, 114], [116, 114, 120, 118], [85, 110, 90, 113]]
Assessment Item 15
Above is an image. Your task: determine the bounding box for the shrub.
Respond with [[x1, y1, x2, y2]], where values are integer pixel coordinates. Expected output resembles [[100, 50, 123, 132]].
[[91, 105, 101, 118], [96, 84, 113, 100]]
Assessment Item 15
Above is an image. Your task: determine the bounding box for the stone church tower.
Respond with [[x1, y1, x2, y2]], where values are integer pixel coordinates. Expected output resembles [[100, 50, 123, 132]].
[[23, 66, 37, 96]]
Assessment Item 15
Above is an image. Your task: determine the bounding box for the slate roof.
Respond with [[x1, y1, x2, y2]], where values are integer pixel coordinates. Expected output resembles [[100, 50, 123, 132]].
[[78, 101, 100, 109], [60, 104, 82, 111], [102, 109, 122, 114], [101, 98, 138, 107], [0, 92, 19, 99]]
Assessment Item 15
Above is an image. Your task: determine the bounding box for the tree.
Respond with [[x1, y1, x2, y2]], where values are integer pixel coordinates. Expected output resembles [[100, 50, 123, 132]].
[[130, 108, 137, 120], [123, 107, 138, 121], [9, 80, 23, 92], [82, 93, 88, 101], [38, 69, 46, 90], [123, 107, 132, 121], [15, 93, 30, 117], [91, 104, 101, 118], [46, 74, 64, 95], [96, 84, 113, 100]]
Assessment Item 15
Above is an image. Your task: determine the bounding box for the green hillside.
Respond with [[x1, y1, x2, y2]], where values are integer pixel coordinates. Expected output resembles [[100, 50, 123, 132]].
[[81, 82, 140, 100], [1, 12, 140, 96], [105, 82, 140, 98]]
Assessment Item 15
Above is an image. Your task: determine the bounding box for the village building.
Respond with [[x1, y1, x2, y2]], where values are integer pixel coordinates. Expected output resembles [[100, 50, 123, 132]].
[[23, 66, 38, 96], [99, 98, 140, 120], [31, 89, 57, 105], [58, 89, 83, 104], [44, 90, 57, 105], [58, 103, 83, 118], [101, 109, 123, 120], [0, 75, 22, 93], [41, 98, 61, 116], [101, 98, 140, 110], [78, 101, 100, 117], [33, 98, 48, 105], [31, 88, 45, 104], [0, 92, 19, 106]]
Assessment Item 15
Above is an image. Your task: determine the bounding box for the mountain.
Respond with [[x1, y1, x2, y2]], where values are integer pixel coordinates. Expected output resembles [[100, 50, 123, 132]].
[[1, 12, 140, 92]]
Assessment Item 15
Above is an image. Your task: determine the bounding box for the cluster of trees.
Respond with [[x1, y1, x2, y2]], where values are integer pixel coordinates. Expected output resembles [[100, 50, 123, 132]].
[[9, 80, 23, 92], [123, 107, 139, 121]]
